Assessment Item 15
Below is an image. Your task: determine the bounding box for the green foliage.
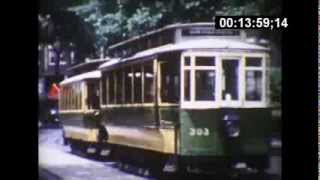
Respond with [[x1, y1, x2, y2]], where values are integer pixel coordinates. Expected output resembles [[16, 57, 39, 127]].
[[84, 11, 123, 47], [69, 0, 282, 50], [126, 6, 163, 37], [76, 3, 164, 47], [217, 2, 260, 16]]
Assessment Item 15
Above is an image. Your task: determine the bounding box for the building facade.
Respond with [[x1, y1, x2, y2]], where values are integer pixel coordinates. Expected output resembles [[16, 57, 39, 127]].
[[38, 42, 75, 123]]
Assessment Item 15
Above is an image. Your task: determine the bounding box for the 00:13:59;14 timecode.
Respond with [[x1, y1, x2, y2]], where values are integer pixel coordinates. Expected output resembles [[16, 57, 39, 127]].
[[215, 17, 288, 30]]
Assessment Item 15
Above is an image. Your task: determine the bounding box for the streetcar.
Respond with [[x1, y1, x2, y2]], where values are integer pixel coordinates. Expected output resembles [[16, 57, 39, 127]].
[[59, 70, 109, 157], [97, 23, 273, 175]]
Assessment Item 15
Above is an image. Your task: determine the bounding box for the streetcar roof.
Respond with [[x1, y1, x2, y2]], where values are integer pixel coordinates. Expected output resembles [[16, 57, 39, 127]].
[[99, 39, 268, 70], [98, 58, 121, 69], [66, 58, 109, 72], [108, 22, 216, 49], [60, 70, 101, 85]]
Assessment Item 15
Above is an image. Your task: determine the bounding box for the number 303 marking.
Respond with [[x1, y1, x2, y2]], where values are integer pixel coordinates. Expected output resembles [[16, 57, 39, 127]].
[[189, 128, 210, 136]]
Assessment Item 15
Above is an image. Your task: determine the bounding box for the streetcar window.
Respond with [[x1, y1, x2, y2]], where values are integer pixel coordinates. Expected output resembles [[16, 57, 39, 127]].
[[195, 57, 215, 66], [87, 81, 100, 109], [245, 57, 263, 101], [184, 57, 191, 66], [72, 86, 75, 109], [101, 74, 107, 105], [73, 84, 77, 109], [69, 86, 72, 109], [75, 83, 78, 109], [60, 87, 64, 110], [246, 57, 262, 67], [76, 82, 82, 109], [245, 71, 262, 101], [70, 86, 74, 109], [67, 86, 71, 109], [108, 72, 115, 104], [160, 61, 180, 103], [116, 70, 123, 104], [143, 63, 154, 103], [134, 66, 142, 103], [195, 70, 215, 101], [184, 70, 190, 101], [80, 83, 82, 109], [60, 87, 63, 109], [124, 67, 133, 103], [64, 87, 67, 109], [222, 59, 239, 100]]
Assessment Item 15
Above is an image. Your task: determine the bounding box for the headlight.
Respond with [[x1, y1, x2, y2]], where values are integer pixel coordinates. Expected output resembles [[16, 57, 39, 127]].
[[223, 114, 240, 138], [226, 122, 240, 137], [50, 109, 57, 115]]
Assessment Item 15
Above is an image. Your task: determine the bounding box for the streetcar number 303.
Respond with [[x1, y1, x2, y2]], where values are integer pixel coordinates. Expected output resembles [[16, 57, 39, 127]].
[[189, 128, 210, 136]]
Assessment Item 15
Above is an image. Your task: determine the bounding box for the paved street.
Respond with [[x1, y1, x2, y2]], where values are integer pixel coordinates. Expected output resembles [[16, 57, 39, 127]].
[[39, 129, 151, 180], [39, 128, 281, 180]]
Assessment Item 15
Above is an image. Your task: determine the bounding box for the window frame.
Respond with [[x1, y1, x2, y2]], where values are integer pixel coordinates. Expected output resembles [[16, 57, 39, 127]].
[[142, 62, 155, 104], [100, 74, 107, 106], [48, 46, 68, 66], [244, 55, 267, 107], [181, 51, 269, 109], [219, 56, 242, 107], [59, 81, 86, 114], [157, 60, 180, 106], [181, 52, 219, 108], [101, 60, 156, 108]]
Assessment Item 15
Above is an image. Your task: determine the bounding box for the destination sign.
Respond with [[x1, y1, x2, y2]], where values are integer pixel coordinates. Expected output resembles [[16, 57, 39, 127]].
[[182, 26, 240, 36]]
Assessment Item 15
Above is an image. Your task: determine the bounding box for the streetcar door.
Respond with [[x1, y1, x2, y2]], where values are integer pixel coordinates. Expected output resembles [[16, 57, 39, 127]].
[[221, 58, 240, 105], [87, 80, 100, 110]]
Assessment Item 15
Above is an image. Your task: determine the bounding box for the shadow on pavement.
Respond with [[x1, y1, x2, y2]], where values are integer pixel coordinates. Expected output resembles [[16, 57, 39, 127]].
[[39, 168, 63, 180]]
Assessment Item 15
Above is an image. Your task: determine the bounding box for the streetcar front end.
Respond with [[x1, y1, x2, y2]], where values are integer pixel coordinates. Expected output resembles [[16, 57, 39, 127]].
[[175, 50, 273, 173]]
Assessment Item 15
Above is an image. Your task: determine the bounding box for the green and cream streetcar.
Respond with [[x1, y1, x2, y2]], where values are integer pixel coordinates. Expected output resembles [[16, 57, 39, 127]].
[[59, 70, 109, 156], [97, 22, 272, 174]]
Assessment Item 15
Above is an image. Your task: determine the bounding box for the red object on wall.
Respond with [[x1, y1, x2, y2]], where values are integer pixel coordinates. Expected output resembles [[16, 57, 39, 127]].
[[48, 83, 60, 100]]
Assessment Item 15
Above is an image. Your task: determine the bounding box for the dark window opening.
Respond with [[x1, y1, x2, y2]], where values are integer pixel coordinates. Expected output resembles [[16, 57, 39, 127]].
[[78, 83, 82, 109], [143, 63, 154, 103], [108, 73, 115, 104], [246, 57, 262, 67], [160, 60, 180, 103], [124, 67, 133, 103], [116, 70, 123, 104], [184, 70, 190, 101], [196, 57, 215, 66], [184, 57, 191, 66], [195, 70, 215, 101], [134, 66, 142, 103], [74, 84, 78, 109], [87, 81, 100, 109], [246, 71, 262, 101], [101, 74, 107, 105], [222, 60, 239, 100]]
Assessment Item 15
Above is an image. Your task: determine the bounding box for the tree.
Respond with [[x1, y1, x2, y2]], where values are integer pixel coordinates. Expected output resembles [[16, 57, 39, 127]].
[[39, 0, 97, 61], [73, 0, 282, 49], [61, 0, 282, 63]]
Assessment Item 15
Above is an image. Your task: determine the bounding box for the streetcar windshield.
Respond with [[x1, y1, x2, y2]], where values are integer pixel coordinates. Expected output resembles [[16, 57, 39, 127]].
[[195, 70, 216, 100], [245, 57, 263, 101], [181, 53, 267, 108], [222, 59, 239, 101], [87, 80, 100, 110]]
